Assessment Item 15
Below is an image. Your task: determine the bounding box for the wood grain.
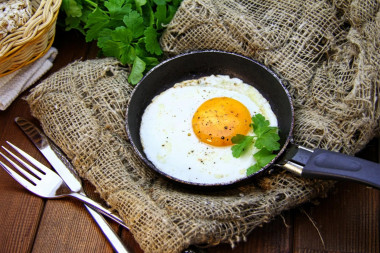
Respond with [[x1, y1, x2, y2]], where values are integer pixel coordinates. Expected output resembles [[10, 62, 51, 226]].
[[0, 98, 45, 253], [293, 139, 380, 253], [31, 199, 114, 252], [294, 182, 380, 253], [211, 212, 292, 253]]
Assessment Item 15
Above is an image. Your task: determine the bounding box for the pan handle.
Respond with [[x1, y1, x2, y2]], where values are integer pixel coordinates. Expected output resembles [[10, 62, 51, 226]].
[[280, 144, 380, 189]]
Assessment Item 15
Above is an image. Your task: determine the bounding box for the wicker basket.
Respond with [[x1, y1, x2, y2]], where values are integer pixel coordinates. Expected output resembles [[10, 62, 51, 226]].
[[0, 0, 62, 77]]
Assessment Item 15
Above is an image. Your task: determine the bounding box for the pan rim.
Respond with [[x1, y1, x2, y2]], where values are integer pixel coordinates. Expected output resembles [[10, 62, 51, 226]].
[[126, 50, 295, 187]]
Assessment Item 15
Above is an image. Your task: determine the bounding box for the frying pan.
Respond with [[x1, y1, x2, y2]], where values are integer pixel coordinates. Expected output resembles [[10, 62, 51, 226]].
[[126, 50, 380, 188]]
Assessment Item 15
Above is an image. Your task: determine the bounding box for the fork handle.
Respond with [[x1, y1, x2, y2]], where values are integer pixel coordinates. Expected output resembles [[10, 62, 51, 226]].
[[69, 192, 129, 229], [85, 205, 129, 253]]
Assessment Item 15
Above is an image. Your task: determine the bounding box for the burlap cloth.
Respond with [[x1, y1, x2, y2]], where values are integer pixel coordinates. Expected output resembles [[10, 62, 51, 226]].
[[26, 0, 380, 252]]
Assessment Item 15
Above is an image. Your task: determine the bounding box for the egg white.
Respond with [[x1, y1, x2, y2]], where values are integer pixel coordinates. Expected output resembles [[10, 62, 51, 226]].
[[139, 75, 278, 184]]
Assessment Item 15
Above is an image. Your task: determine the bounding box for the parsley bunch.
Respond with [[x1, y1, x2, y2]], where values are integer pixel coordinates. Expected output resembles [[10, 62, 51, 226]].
[[60, 0, 182, 84], [231, 113, 281, 176]]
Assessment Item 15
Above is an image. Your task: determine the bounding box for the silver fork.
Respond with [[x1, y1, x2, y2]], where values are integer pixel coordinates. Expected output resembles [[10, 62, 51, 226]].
[[0, 142, 128, 230]]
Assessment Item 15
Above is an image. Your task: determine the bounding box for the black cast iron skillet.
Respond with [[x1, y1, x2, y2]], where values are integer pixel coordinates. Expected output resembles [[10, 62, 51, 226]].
[[126, 50, 380, 189]]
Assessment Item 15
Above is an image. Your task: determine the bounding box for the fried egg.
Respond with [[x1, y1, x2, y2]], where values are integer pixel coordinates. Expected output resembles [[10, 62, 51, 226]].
[[139, 75, 277, 184]]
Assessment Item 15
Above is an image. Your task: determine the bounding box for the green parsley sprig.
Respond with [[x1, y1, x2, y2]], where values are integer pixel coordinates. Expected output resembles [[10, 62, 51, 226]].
[[231, 113, 281, 176], [60, 0, 182, 84]]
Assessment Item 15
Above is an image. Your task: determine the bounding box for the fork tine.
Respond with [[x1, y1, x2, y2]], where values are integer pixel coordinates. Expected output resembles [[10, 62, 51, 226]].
[[0, 158, 37, 192], [0, 150, 40, 185], [2, 145, 45, 179], [6, 141, 49, 176]]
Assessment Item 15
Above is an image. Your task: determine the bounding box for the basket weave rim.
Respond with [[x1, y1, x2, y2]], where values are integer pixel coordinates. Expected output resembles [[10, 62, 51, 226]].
[[0, 0, 62, 57], [0, 0, 61, 77]]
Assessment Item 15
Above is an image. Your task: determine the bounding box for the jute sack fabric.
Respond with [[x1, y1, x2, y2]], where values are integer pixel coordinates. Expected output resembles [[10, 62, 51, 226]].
[[26, 0, 379, 252]]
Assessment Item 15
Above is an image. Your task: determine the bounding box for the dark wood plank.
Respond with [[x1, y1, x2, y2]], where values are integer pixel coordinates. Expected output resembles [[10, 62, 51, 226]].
[[50, 28, 93, 70], [31, 198, 114, 252], [0, 99, 47, 253], [294, 182, 380, 253], [0, 169, 44, 253], [210, 212, 292, 253], [293, 138, 380, 253]]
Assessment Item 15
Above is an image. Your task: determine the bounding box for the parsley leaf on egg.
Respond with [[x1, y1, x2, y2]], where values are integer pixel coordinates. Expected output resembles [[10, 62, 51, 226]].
[[251, 114, 280, 152], [231, 135, 254, 158], [247, 148, 277, 175], [231, 113, 281, 176]]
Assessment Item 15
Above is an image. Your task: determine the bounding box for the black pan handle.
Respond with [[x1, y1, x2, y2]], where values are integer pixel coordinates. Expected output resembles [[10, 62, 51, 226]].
[[303, 149, 380, 189], [279, 145, 380, 189]]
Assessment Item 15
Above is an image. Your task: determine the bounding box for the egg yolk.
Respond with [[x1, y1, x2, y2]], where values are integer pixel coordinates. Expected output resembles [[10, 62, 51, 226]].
[[192, 97, 251, 146]]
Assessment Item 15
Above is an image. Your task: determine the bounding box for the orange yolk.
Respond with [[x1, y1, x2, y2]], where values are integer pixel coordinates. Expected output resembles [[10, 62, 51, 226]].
[[192, 97, 251, 146]]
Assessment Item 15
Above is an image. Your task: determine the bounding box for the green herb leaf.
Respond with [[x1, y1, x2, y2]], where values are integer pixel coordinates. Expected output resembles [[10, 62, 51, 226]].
[[123, 10, 145, 38], [154, 4, 167, 29], [59, 0, 182, 84], [64, 16, 82, 32], [144, 26, 162, 55], [246, 164, 260, 176], [251, 114, 280, 151], [246, 148, 277, 176], [85, 7, 110, 42], [135, 0, 147, 7], [231, 135, 254, 158], [62, 0, 83, 17], [231, 113, 280, 175], [255, 128, 280, 151], [97, 27, 134, 65], [141, 56, 160, 69], [251, 114, 270, 135], [153, 0, 167, 5], [105, 0, 132, 19], [128, 56, 146, 84]]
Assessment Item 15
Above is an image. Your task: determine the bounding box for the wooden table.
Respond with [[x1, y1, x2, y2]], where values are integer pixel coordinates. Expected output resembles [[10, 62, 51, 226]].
[[1, 27, 379, 253]]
